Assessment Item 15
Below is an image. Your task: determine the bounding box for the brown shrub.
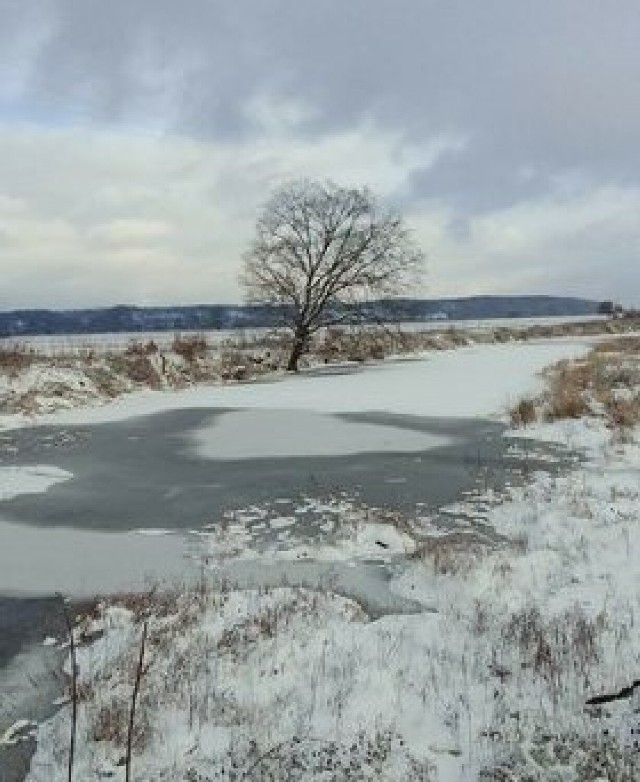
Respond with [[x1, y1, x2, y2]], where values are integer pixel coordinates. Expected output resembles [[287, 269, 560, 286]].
[[0, 345, 35, 373], [124, 339, 158, 357], [510, 397, 537, 427], [85, 366, 125, 398], [172, 334, 208, 362], [604, 393, 640, 430], [545, 386, 589, 420], [107, 353, 161, 388], [412, 538, 485, 575], [125, 355, 161, 387], [542, 361, 591, 420]]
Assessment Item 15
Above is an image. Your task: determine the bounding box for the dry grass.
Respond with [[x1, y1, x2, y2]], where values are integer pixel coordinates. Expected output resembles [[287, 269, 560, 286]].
[[172, 334, 209, 362], [124, 339, 159, 357], [3, 316, 638, 418], [84, 365, 126, 398], [510, 397, 537, 427], [411, 537, 488, 575], [592, 335, 640, 355], [606, 394, 640, 430], [501, 605, 604, 681], [0, 344, 36, 374], [511, 337, 640, 434], [544, 360, 592, 420], [483, 731, 640, 782], [108, 353, 161, 388]]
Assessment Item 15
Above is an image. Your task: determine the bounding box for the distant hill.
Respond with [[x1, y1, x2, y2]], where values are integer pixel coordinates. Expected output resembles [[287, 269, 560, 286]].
[[387, 295, 601, 321], [0, 296, 601, 338]]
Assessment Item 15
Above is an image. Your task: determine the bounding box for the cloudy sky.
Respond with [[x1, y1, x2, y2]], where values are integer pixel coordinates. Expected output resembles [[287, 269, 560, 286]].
[[1, 0, 639, 309]]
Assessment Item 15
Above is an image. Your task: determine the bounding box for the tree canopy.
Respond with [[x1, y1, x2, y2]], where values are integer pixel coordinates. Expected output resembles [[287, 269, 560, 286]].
[[241, 180, 425, 370]]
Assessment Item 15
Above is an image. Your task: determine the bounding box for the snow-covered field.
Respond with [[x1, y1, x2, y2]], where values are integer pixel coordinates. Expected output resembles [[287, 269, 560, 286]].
[[0, 315, 606, 355], [1, 336, 638, 780]]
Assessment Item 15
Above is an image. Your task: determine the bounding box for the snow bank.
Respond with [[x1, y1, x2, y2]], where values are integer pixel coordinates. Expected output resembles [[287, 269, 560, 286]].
[[2, 338, 593, 430]]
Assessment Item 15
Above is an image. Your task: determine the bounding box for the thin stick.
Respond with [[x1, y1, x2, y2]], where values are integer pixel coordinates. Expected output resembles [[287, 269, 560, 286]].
[[125, 621, 148, 782], [57, 593, 77, 782]]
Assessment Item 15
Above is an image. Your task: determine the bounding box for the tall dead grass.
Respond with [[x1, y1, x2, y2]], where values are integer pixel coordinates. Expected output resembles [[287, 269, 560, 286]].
[[510, 338, 640, 434], [0, 344, 36, 373]]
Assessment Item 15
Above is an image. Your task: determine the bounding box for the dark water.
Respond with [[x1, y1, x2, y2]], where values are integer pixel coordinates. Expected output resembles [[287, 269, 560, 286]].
[[0, 409, 562, 531], [0, 598, 68, 782]]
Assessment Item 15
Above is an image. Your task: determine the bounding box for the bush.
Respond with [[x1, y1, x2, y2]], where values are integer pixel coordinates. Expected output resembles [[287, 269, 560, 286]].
[[172, 334, 208, 363], [604, 393, 640, 430], [108, 354, 161, 388], [543, 361, 591, 420], [124, 340, 158, 357], [0, 344, 35, 373], [510, 397, 537, 427]]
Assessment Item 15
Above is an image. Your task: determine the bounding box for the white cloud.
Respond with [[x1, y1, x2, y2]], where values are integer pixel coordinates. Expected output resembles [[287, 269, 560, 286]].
[[1, 2, 639, 310], [0, 115, 637, 311], [0, 121, 461, 308], [411, 184, 640, 305]]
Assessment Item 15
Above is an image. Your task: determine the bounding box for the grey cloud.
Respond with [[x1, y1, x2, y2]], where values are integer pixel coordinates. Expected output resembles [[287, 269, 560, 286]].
[[2, 0, 638, 212], [4, 2, 639, 145], [0, 0, 639, 305]]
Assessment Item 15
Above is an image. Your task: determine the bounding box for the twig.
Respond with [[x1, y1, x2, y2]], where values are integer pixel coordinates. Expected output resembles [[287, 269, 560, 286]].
[[56, 593, 77, 782], [125, 621, 149, 782]]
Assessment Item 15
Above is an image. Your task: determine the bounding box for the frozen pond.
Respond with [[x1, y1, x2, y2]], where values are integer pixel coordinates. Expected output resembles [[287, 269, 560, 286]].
[[0, 407, 540, 596], [0, 410, 498, 526], [0, 340, 594, 779]]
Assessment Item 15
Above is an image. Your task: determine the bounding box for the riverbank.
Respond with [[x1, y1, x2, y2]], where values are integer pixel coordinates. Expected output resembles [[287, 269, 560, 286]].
[[1, 316, 637, 421]]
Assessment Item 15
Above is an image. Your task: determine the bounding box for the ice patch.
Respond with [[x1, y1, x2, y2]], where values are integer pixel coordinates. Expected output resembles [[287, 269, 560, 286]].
[[270, 516, 296, 529], [189, 409, 451, 460], [0, 518, 195, 596], [0, 465, 73, 501]]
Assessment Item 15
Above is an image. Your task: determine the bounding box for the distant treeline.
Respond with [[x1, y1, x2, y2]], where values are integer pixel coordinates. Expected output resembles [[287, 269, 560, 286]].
[[0, 296, 601, 337]]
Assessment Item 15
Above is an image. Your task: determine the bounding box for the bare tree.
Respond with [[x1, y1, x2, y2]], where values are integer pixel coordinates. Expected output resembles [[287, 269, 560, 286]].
[[241, 180, 425, 371]]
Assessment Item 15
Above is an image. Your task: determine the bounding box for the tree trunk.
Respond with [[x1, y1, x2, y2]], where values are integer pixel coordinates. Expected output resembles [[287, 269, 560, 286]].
[[287, 327, 309, 372]]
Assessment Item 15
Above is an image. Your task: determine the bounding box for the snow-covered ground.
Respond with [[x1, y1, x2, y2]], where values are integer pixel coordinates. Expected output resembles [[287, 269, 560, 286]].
[[3, 336, 639, 780]]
